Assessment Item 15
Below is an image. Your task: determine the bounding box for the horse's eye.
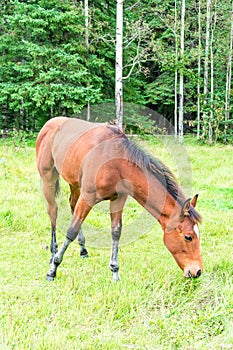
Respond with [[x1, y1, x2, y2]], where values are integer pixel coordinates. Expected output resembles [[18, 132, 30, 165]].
[[185, 235, 192, 242]]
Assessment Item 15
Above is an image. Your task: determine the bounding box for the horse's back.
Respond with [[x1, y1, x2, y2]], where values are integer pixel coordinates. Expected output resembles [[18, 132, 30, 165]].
[[52, 118, 101, 150], [51, 118, 122, 184], [36, 117, 100, 157], [36, 117, 119, 183]]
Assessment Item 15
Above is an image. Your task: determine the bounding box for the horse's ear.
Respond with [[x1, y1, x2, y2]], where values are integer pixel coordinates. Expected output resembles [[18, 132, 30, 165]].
[[191, 194, 198, 208], [181, 198, 191, 217]]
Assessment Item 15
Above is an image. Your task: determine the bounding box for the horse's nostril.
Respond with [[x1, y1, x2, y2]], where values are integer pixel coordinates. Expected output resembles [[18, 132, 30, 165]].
[[188, 270, 193, 278], [196, 269, 202, 278]]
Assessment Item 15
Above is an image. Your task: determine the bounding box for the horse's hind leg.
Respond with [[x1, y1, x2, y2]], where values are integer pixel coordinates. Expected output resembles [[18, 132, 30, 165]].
[[41, 168, 59, 262], [109, 195, 127, 281], [77, 228, 88, 258], [69, 185, 88, 258], [46, 196, 92, 281]]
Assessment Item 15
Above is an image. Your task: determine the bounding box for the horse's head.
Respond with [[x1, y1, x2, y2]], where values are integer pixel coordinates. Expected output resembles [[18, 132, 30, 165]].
[[163, 195, 202, 278]]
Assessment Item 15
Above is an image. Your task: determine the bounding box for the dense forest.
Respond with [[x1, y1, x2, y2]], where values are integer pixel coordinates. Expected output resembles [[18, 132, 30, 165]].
[[0, 0, 232, 143]]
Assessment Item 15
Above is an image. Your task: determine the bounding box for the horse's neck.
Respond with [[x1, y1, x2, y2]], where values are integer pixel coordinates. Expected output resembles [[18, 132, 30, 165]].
[[123, 165, 181, 231]]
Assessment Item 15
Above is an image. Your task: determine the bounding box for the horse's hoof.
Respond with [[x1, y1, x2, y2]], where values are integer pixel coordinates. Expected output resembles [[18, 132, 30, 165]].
[[80, 249, 88, 258], [112, 273, 120, 282], [46, 274, 55, 282], [80, 248, 88, 258]]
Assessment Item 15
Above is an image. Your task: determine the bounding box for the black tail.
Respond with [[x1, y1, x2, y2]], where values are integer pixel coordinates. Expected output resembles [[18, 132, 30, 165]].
[[55, 178, 60, 197]]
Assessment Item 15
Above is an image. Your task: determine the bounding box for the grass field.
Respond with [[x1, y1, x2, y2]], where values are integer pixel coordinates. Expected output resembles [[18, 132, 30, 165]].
[[0, 135, 233, 349]]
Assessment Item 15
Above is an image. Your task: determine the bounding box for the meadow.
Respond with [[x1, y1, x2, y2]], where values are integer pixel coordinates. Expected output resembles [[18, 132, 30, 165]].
[[0, 135, 233, 350]]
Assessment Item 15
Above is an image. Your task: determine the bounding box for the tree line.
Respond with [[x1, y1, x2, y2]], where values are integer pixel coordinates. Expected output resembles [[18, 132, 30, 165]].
[[0, 0, 232, 143]]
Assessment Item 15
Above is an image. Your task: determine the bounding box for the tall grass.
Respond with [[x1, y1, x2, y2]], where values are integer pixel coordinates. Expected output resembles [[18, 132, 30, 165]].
[[0, 136, 233, 349]]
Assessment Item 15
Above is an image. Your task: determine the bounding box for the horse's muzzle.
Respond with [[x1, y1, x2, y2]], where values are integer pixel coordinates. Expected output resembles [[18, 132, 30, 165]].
[[184, 268, 202, 278]]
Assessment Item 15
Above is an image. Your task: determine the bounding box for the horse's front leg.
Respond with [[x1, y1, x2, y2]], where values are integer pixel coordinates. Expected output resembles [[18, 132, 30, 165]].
[[109, 195, 127, 282], [110, 226, 122, 281], [69, 186, 88, 258], [46, 197, 92, 281], [46, 237, 71, 281]]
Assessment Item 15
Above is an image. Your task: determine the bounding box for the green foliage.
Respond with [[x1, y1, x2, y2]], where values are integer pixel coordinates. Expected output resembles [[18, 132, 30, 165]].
[[0, 0, 232, 143], [124, 113, 155, 135], [141, 0, 233, 143], [0, 0, 103, 130]]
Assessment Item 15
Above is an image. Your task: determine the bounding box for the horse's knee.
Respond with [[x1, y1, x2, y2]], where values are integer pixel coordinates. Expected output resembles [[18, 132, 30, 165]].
[[66, 226, 79, 241], [111, 227, 121, 240]]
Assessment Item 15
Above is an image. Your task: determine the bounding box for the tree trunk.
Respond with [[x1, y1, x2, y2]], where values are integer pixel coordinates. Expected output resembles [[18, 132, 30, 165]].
[[209, 0, 216, 143], [204, 0, 211, 99], [85, 0, 90, 121], [174, 0, 178, 138], [115, 0, 123, 130], [197, 0, 202, 140], [202, 0, 212, 140], [19, 98, 24, 130], [225, 1, 233, 141], [178, 0, 185, 144]]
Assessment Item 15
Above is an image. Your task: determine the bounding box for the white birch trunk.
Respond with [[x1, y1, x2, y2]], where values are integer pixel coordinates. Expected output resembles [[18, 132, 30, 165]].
[[204, 1, 211, 94], [115, 0, 123, 130], [204, 0, 211, 98], [197, 0, 202, 139], [19, 98, 24, 129], [174, 0, 178, 138], [178, 0, 185, 144], [85, 0, 89, 49], [225, 1, 233, 141], [203, 0, 211, 139], [209, 1, 216, 143], [85, 0, 90, 121]]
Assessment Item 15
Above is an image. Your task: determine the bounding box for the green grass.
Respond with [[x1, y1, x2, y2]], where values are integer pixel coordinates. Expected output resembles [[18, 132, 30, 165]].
[[0, 136, 233, 350]]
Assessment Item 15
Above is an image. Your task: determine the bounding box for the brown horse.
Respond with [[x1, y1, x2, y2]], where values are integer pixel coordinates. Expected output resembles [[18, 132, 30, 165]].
[[36, 117, 202, 281]]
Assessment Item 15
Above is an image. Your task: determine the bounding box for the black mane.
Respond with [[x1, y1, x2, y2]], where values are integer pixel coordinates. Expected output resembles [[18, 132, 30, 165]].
[[121, 136, 201, 223]]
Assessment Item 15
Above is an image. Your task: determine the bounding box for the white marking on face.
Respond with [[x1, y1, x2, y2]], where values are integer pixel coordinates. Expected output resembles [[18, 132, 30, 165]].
[[193, 224, 200, 239]]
